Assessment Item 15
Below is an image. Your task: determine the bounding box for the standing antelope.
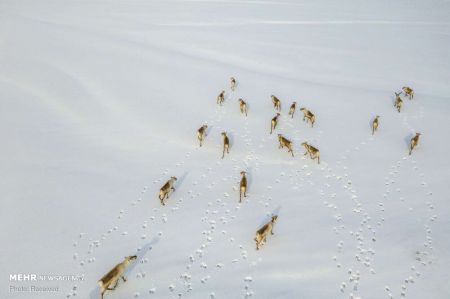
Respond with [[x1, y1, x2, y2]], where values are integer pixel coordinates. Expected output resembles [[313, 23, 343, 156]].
[[98, 255, 137, 299], [217, 90, 225, 105], [230, 77, 237, 91], [255, 215, 278, 250], [238, 98, 247, 116], [372, 115, 380, 135], [159, 176, 177, 205], [222, 132, 230, 159], [239, 171, 247, 203], [301, 142, 320, 164], [270, 113, 281, 134], [197, 124, 208, 146], [271, 95, 281, 111], [409, 133, 421, 155], [402, 86, 414, 100], [278, 134, 294, 157], [288, 101, 296, 118], [394, 92, 403, 112], [300, 108, 315, 127]]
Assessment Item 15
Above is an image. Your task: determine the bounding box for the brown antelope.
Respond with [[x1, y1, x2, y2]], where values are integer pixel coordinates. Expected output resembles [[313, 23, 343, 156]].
[[159, 176, 177, 205], [300, 108, 315, 127], [288, 101, 296, 118], [270, 113, 281, 134], [238, 98, 247, 116], [271, 95, 281, 111], [230, 77, 237, 91], [372, 115, 379, 135], [98, 255, 137, 299], [278, 134, 294, 157], [222, 132, 230, 159], [197, 124, 208, 146], [239, 171, 247, 203], [394, 92, 403, 112], [409, 133, 421, 155], [255, 215, 278, 250], [217, 90, 225, 105], [402, 86, 414, 100], [301, 142, 320, 164]]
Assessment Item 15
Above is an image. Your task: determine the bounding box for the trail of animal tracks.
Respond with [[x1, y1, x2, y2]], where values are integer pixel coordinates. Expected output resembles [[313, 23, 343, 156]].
[[1, 0, 450, 298]]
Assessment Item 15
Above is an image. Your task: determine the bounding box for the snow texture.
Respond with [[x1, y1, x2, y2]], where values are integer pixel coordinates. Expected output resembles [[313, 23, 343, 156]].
[[1, 0, 450, 298]]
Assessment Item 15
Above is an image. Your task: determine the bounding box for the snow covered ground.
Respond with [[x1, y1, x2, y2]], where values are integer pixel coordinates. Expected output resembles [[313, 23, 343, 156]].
[[1, 0, 450, 298]]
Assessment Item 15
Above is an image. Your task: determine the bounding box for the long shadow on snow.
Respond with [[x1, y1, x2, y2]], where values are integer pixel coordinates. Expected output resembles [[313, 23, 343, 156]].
[[257, 206, 282, 227], [176, 171, 189, 191], [404, 133, 414, 150]]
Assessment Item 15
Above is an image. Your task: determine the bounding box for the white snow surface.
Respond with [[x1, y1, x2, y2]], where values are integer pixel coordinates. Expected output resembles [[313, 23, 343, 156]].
[[1, 0, 450, 298]]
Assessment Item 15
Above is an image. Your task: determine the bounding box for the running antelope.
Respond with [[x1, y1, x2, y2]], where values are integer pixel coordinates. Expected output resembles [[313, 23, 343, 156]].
[[217, 90, 225, 105], [301, 142, 320, 164], [239, 171, 247, 203], [230, 77, 237, 91], [409, 133, 421, 155], [270, 113, 281, 134], [402, 86, 414, 100], [255, 215, 278, 250], [98, 255, 137, 299], [238, 98, 248, 116], [222, 132, 230, 159], [288, 101, 296, 118], [278, 134, 294, 157], [372, 115, 380, 135], [300, 108, 315, 127], [271, 95, 281, 111], [394, 92, 403, 112], [197, 124, 208, 146], [159, 176, 177, 205]]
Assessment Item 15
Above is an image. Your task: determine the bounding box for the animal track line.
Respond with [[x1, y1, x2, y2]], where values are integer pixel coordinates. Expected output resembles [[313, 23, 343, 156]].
[[67, 100, 226, 297], [390, 92, 436, 298], [172, 90, 261, 298]]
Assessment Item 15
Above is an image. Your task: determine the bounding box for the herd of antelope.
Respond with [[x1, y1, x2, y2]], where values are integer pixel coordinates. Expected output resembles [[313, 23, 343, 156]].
[[212, 84, 321, 162], [98, 78, 420, 298]]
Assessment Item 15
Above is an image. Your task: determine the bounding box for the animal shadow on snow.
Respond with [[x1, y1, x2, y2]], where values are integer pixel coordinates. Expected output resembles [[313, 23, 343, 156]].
[[176, 171, 189, 191], [89, 237, 160, 299], [258, 206, 281, 227], [404, 133, 414, 148], [175, 171, 189, 189], [205, 125, 213, 139], [227, 131, 234, 149]]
